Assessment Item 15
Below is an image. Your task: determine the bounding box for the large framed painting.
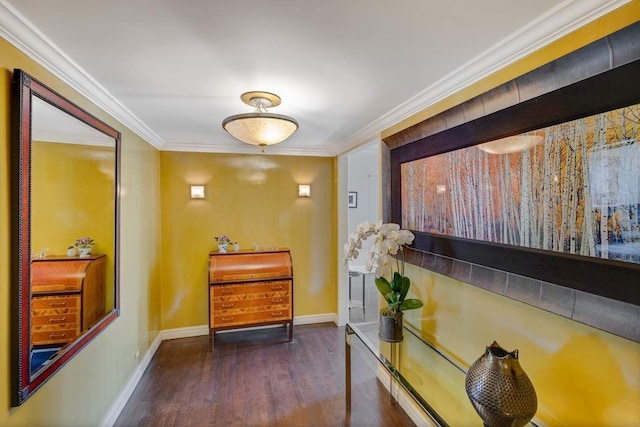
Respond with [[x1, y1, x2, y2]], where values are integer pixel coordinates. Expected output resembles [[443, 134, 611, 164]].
[[387, 23, 640, 306], [401, 103, 640, 265]]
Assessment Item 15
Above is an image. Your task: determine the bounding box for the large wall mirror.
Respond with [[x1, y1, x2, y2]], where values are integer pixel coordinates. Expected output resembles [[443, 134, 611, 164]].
[[11, 69, 121, 406]]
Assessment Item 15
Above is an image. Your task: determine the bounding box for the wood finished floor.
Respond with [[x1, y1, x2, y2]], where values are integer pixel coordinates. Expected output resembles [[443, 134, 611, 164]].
[[115, 323, 415, 427]]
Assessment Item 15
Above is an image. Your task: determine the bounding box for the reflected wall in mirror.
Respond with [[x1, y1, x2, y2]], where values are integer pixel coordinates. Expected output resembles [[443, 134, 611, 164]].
[[11, 69, 121, 406]]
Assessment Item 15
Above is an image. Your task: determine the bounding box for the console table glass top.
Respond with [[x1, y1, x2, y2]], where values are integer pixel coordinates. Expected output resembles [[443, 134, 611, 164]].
[[345, 321, 536, 426]]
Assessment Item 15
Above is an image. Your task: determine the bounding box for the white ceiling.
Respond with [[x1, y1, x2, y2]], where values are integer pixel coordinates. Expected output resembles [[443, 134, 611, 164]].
[[0, 0, 628, 156]]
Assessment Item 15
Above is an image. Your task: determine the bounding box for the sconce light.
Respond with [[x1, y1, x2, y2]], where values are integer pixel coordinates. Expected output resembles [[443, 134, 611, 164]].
[[298, 184, 311, 197], [190, 185, 205, 199]]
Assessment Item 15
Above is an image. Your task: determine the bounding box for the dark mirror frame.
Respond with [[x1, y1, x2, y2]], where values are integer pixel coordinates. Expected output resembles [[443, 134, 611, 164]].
[[387, 24, 640, 307], [10, 69, 121, 406]]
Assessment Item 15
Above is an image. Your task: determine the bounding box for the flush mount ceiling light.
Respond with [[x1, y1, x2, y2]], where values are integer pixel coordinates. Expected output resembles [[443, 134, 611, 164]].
[[477, 134, 544, 155], [222, 91, 298, 152]]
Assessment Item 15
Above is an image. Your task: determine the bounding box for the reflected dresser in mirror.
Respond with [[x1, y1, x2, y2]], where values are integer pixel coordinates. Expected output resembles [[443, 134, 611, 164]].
[[31, 255, 106, 347]]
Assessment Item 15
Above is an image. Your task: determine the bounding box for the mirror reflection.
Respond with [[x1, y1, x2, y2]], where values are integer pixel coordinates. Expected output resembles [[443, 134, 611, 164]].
[[29, 97, 116, 376]]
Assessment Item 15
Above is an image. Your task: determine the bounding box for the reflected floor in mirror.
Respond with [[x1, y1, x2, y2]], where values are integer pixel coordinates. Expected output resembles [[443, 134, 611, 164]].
[[115, 323, 415, 426]]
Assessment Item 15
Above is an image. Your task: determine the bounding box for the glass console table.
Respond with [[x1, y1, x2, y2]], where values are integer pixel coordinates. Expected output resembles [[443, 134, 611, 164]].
[[345, 321, 506, 426]]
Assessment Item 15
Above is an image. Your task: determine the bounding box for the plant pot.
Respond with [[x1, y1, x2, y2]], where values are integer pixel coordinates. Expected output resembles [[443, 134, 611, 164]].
[[378, 312, 403, 342], [78, 247, 92, 257], [465, 341, 537, 427], [218, 243, 228, 253]]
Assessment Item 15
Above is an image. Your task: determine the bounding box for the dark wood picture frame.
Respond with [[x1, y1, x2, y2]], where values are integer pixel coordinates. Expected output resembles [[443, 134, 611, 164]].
[[386, 23, 640, 307]]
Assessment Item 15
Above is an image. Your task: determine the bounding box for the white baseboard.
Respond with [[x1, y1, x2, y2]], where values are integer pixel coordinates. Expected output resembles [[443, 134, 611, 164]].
[[376, 365, 436, 427], [294, 312, 337, 325], [101, 313, 337, 426], [100, 332, 163, 427], [160, 324, 209, 340]]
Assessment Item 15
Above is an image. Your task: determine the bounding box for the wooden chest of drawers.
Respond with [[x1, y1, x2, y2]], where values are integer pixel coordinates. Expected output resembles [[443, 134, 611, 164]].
[[208, 250, 293, 351], [31, 255, 106, 347]]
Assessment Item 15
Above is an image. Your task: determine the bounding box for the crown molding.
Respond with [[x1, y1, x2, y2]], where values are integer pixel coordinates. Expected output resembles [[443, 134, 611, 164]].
[[330, 0, 631, 157], [161, 141, 333, 157], [0, 0, 164, 149]]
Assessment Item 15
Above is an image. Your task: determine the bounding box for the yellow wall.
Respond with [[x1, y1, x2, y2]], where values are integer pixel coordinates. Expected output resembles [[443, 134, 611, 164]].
[[1, 36, 162, 425], [31, 141, 115, 258], [403, 264, 640, 426], [159, 152, 336, 329]]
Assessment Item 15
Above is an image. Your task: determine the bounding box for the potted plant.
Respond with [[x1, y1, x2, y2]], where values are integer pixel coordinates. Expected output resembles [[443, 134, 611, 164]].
[[343, 221, 423, 342], [75, 237, 94, 257], [215, 235, 232, 253]]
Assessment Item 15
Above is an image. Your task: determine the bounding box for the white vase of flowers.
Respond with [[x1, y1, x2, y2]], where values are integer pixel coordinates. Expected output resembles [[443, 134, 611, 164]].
[[75, 237, 94, 258], [343, 221, 423, 342], [215, 235, 232, 253]]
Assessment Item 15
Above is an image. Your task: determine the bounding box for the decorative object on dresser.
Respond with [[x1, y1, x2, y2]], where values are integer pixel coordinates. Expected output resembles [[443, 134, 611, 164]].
[[465, 341, 537, 427], [208, 249, 293, 351], [31, 255, 107, 347], [343, 221, 423, 342], [214, 235, 233, 253], [75, 236, 94, 257]]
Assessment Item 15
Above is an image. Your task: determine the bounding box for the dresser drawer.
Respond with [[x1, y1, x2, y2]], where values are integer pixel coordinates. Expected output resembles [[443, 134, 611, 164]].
[[212, 280, 291, 297], [32, 312, 79, 329], [32, 295, 80, 312], [32, 328, 79, 346], [212, 295, 290, 311], [253, 308, 291, 323], [211, 312, 256, 328]]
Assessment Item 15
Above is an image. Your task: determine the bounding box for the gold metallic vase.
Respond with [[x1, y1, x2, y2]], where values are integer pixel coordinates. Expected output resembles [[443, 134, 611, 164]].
[[465, 341, 537, 427]]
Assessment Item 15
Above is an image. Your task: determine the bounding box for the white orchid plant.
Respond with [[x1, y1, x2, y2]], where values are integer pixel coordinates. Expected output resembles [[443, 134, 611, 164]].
[[343, 221, 423, 317]]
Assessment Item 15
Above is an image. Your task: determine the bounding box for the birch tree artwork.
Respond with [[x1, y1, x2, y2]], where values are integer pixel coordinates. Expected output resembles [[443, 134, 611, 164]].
[[401, 103, 640, 264]]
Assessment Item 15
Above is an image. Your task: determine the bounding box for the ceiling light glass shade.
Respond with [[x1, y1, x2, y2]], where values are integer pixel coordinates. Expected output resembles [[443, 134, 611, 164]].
[[222, 113, 298, 147], [477, 134, 544, 155]]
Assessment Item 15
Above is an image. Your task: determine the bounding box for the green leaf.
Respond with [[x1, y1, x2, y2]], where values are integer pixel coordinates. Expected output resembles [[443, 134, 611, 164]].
[[399, 299, 423, 311], [399, 276, 410, 302], [390, 272, 402, 292], [375, 277, 393, 302]]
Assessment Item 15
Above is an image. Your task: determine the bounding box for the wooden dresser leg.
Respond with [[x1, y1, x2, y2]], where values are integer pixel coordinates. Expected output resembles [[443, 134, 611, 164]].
[[209, 329, 214, 352], [288, 321, 293, 341]]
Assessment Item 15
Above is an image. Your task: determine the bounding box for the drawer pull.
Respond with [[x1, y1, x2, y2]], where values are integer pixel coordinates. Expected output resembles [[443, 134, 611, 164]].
[[48, 301, 67, 307], [49, 317, 66, 323], [222, 316, 235, 321], [222, 303, 234, 308], [48, 333, 67, 338], [272, 298, 283, 303], [270, 285, 283, 290], [221, 289, 234, 295], [271, 312, 283, 317]]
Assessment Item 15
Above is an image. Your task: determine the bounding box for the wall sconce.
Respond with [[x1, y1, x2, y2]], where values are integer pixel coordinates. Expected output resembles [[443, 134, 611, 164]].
[[298, 184, 311, 197], [190, 185, 205, 199]]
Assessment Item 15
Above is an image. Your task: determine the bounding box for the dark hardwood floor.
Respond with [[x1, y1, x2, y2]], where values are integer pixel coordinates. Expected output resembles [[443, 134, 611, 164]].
[[115, 323, 415, 427]]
